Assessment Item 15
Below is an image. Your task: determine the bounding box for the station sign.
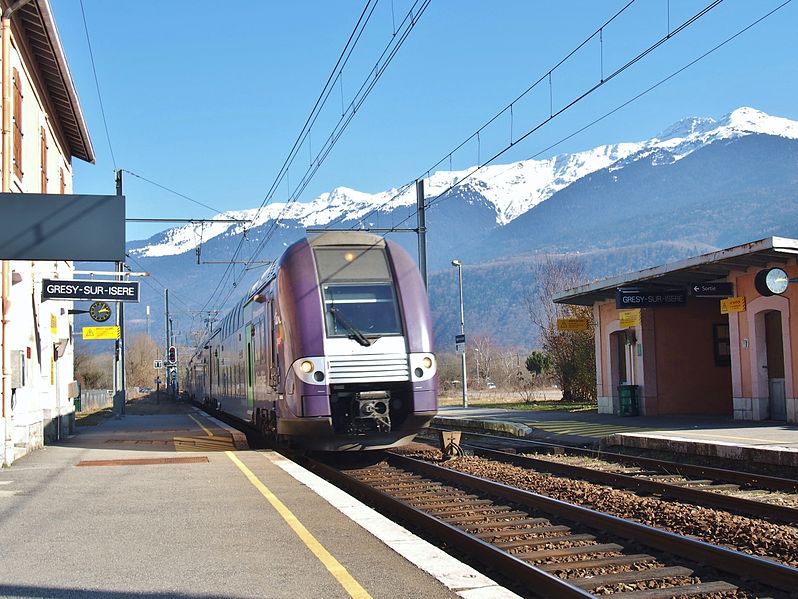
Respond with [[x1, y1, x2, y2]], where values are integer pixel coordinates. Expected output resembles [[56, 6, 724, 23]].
[[557, 318, 588, 331], [690, 282, 733, 298], [42, 279, 140, 303], [82, 326, 120, 340], [616, 286, 686, 309]]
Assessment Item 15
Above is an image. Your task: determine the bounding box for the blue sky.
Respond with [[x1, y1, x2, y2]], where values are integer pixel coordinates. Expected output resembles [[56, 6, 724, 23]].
[[51, 0, 798, 242]]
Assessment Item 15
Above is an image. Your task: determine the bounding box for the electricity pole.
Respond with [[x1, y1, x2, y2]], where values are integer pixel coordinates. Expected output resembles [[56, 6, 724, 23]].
[[114, 169, 126, 416]]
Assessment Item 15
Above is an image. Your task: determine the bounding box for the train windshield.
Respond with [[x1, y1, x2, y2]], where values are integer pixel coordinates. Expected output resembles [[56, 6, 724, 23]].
[[315, 247, 402, 340]]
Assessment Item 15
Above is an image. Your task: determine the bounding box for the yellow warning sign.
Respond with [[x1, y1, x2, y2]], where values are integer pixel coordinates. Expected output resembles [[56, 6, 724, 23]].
[[556, 318, 588, 331], [50, 314, 57, 335], [619, 309, 641, 328], [83, 326, 121, 340], [720, 296, 746, 314]]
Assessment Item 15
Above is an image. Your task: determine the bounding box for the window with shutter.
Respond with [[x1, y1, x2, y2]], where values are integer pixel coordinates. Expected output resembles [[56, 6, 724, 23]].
[[12, 68, 22, 180], [40, 126, 47, 191]]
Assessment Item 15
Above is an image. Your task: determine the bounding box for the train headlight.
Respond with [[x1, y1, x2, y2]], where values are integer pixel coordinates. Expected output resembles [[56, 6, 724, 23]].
[[293, 357, 326, 385], [410, 353, 437, 381]]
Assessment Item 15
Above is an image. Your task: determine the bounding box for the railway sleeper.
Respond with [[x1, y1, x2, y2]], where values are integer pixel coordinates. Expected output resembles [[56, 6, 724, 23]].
[[423, 501, 499, 517], [569, 565, 695, 590], [446, 510, 530, 524], [497, 533, 597, 550], [463, 517, 552, 532], [604, 580, 739, 599], [476, 524, 572, 539], [537, 554, 657, 573], [411, 498, 491, 510], [516, 542, 625, 561]]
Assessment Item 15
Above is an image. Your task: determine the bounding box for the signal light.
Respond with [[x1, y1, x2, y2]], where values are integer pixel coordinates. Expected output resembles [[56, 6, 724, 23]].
[[168, 345, 177, 364]]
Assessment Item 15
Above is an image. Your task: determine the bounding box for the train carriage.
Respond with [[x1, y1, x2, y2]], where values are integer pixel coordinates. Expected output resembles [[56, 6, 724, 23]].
[[185, 232, 438, 450]]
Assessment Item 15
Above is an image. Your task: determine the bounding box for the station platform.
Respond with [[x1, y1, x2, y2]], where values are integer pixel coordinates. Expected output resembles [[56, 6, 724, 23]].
[[434, 406, 798, 469], [0, 398, 519, 599]]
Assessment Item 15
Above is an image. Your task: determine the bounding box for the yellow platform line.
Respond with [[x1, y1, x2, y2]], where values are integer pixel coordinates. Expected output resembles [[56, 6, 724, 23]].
[[226, 451, 372, 599], [189, 414, 215, 437]]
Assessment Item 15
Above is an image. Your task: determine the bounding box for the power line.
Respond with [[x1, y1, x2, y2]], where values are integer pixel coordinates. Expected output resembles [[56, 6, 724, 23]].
[[79, 0, 115, 168], [356, 0, 729, 235], [123, 170, 236, 217], [199, 0, 432, 315]]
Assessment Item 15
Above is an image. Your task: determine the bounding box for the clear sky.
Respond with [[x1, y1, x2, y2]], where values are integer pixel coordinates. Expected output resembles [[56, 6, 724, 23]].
[[50, 0, 798, 242]]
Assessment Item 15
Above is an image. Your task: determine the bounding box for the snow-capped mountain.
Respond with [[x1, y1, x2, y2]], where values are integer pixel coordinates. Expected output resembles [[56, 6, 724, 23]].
[[129, 107, 798, 259], [98, 107, 798, 351]]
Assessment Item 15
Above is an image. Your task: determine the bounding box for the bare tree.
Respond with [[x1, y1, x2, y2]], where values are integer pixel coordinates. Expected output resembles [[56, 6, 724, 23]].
[[525, 255, 596, 403], [125, 334, 160, 388], [74, 350, 112, 389], [470, 334, 499, 389]]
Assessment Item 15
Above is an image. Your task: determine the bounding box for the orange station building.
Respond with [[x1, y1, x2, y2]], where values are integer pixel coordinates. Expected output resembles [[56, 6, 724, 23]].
[[554, 237, 798, 422]]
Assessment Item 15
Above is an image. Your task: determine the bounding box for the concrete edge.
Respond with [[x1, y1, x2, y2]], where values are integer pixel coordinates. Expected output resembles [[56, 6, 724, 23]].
[[433, 416, 535, 438], [191, 409, 250, 450], [604, 432, 798, 468], [263, 450, 522, 599]]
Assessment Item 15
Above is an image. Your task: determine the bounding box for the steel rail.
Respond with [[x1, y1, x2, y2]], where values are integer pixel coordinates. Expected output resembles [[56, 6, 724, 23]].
[[466, 444, 798, 523], [385, 453, 798, 592], [302, 456, 595, 598], [428, 426, 798, 492]]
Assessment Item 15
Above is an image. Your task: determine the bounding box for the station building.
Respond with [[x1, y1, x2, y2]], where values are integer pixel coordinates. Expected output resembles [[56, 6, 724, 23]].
[[1, 0, 95, 465], [554, 237, 798, 422]]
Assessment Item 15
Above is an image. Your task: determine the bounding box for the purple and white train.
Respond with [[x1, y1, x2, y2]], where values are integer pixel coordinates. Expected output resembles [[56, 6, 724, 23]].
[[185, 232, 438, 451]]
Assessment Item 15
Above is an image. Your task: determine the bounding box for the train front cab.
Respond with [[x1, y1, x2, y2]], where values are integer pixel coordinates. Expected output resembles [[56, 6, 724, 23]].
[[273, 233, 438, 450]]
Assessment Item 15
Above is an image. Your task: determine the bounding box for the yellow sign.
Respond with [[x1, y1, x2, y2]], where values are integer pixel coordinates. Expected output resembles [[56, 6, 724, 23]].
[[50, 314, 57, 335], [619, 309, 641, 328], [557, 318, 588, 331], [83, 326, 121, 340], [720, 296, 746, 314]]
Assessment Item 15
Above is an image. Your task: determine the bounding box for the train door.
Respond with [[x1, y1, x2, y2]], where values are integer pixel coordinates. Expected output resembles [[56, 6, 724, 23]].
[[268, 300, 278, 389], [246, 323, 255, 415]]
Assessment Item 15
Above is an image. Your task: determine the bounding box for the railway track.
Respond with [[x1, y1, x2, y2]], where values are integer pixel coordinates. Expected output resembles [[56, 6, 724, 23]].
[[427, 428, 798, 523], [306, 451, 798, 598]]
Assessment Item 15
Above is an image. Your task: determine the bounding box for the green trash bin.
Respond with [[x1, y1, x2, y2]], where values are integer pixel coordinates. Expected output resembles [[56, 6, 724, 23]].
[[617, 384, 639, 416]]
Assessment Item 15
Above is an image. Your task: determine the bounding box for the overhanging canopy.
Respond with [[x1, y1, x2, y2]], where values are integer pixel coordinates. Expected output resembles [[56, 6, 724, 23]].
[[554, 237, 798, 306]]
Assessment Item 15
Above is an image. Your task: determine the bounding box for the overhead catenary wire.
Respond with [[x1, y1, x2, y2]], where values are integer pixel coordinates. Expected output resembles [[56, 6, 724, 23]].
[[349, 0, 730, 236], [79, 0, 115, 168], [456, 0, 795, 203], [200, 0, 432, 315], [196, 0, 382, 315]]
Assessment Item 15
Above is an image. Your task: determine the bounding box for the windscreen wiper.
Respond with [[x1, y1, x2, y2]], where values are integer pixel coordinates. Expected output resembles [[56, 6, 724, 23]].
[[329, 307, 372, 347]]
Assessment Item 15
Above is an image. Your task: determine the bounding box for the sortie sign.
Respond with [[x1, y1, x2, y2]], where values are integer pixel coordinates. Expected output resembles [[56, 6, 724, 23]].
[[42, 279, 140, 303]]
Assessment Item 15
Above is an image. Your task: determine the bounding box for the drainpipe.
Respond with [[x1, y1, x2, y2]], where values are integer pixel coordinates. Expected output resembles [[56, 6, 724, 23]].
[[2, 0, 32, 466]]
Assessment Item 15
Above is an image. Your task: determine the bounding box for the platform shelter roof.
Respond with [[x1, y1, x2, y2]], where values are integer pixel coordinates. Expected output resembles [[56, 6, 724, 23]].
[[554, 237, 798, 306]]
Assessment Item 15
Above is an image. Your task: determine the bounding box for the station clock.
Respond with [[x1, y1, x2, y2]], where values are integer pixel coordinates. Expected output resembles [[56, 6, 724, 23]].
[[754, 267, 790, 297]]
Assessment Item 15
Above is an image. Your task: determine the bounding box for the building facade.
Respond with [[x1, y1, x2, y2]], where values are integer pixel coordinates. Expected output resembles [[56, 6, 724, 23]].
[[555, 238, 798, 423], [1, 0, 94, 465]]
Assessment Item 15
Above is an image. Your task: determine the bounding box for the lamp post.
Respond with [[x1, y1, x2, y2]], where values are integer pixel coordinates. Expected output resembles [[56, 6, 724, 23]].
[[452, 260, 468, 408]]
